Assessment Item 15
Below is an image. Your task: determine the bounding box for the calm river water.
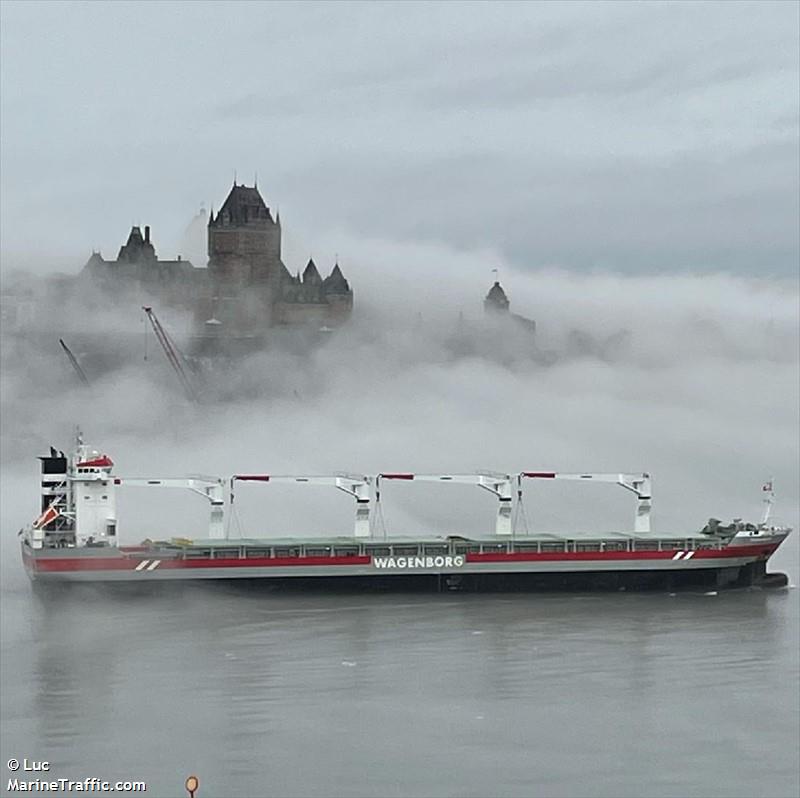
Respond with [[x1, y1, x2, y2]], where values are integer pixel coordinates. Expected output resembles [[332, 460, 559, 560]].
[[1, 534, 798, 798]]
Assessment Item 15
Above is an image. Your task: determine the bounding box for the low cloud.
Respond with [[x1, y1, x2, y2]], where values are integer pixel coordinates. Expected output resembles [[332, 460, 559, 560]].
[[2, 245, 797, 581]]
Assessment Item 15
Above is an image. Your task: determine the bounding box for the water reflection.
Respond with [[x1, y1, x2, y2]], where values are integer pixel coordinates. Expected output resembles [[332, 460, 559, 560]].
[[5, 583, 796, 798]]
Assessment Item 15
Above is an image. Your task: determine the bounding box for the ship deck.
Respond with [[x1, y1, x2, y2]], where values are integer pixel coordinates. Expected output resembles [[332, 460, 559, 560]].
[[117, 531, 734, 560]]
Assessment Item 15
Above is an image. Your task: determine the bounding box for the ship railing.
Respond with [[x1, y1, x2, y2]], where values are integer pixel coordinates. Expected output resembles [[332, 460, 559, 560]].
[[172, 535, 725, 561]]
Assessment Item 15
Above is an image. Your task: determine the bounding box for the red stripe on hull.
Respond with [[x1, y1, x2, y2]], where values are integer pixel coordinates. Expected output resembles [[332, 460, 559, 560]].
[[467, 544, 777, 563], [23, 545, 778, 574], [160, 556, 372, 569], [28, 555, 372, 572]]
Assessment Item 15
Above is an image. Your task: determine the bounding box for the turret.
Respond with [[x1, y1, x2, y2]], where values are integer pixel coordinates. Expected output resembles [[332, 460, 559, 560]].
[[207, 182, 282, 281], [484, 281, 510, 314], [322, 263, 350, 295], [302, 258, 322, 286]]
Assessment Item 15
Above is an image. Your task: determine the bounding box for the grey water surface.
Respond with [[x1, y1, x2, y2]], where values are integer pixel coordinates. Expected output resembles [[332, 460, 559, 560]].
[[1, 537, 798, 798]]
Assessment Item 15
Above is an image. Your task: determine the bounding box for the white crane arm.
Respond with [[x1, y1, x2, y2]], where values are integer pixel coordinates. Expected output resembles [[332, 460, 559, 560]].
[[520, 471, 652, 533], [377, 472, 513, 536], [113, 477, 224, 500], [112, 476, 225, 538], [230, 473, 371, 538]]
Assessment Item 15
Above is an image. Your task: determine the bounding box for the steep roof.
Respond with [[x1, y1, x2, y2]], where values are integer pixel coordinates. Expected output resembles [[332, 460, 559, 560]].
[[322, 263, 351, 295], [212, 183, 273, 226], [485, 280, 510, 311], [117, 226, 156, 263], [302, 258, 322, 285]]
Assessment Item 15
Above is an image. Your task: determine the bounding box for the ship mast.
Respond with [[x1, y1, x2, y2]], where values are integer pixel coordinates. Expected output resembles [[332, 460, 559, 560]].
[[761, 479, 775, 526]]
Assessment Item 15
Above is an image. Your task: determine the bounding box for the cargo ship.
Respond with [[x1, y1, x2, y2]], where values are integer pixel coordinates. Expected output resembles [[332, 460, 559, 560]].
[[20, 433, 791, 591]]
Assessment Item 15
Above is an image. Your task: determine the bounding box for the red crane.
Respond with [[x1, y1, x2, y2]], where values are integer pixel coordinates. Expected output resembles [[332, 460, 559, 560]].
[[142, 306, 197, 403]]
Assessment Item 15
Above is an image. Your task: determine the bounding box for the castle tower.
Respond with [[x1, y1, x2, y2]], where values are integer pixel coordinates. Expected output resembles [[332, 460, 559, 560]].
[[207, 183, 283, 284]]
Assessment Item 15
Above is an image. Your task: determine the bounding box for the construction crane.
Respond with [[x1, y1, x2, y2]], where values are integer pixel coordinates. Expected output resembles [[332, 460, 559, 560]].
[[141, 306, 198, 403], [59, 339, 90, 387]]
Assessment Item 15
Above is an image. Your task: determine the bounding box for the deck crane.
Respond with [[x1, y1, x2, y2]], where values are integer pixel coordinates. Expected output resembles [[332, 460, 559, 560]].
[[375, 472, 514, 536], [142, 306, 197, 403], [111, 476, 226, 538], [230, 473, 372, 538], [59, 339, 90, 387], [519, 472, 652, 533]]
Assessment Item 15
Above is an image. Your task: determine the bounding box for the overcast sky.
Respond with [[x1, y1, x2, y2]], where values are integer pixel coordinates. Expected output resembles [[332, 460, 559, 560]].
[[1, 0, 798, 277]]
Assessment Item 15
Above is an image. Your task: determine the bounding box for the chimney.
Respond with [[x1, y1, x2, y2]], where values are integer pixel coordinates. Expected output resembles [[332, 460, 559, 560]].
[[144, 225, 151, 244]]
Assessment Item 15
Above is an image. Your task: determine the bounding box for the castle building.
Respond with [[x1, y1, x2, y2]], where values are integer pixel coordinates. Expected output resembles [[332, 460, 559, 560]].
[[81, 181, 353, 335], [205, 182, 352, 332], [81, 224, 201, 310]]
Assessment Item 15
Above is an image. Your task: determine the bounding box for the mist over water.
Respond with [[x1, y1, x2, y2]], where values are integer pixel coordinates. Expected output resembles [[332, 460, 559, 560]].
[[1, 261, 799, 797], [2, 0, 798, 791]]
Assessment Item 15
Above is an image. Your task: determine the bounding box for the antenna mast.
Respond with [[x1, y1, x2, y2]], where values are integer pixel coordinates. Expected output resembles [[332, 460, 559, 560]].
[[761, 479, 775, 525]]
